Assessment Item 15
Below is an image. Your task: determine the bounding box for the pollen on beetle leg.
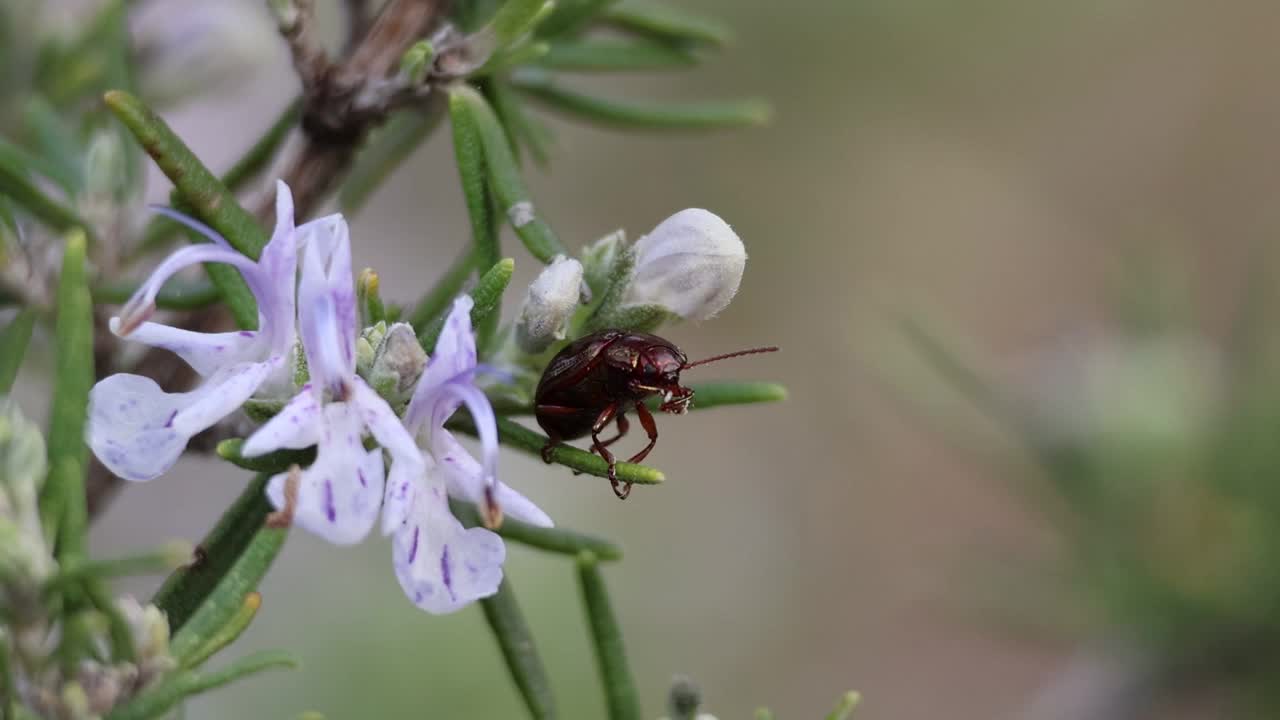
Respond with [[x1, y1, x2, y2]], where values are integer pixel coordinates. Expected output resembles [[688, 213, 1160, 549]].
[[266, 465, 303, 528]]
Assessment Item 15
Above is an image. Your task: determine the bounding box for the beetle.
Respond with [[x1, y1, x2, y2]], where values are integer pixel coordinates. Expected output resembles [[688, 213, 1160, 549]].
[[535, 329, 777, 499]]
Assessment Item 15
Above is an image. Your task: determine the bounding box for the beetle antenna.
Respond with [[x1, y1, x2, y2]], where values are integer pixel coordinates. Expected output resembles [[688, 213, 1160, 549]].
[[684, 345, 779, 369]]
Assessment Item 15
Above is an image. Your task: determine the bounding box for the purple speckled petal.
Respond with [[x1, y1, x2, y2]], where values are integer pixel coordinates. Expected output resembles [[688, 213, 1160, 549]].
[[254, 181, 300, 355], [296, 220, 356, 394], [241, 387, 323, 456], [352, 379, 421, 469], [264, 401, 384, 545], [114, 243, 261, 329], [404, 296, 476, 435], [390, 467, 505, 614], [433, 430, 552, 527], [109, 320, 265, 377], [88, 359, 278, 482]]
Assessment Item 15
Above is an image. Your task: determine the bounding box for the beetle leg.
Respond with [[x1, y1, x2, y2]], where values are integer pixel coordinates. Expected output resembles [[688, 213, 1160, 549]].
[[589, 403, 627, 498], [591, 413, 630, 453], [627, 401, 660, 466]]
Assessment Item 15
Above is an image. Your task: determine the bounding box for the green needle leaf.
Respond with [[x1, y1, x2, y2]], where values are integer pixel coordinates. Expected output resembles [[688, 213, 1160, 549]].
[[449, 85, 568, 263], [408, 246, 477, 331], [644, 381, 787, 412], [486, 79, 554, 167], [106, 650, 296, 720], [137, 98, 301, 257], [153, 474, 276, 632], [215, 438, 316, 475], [490, 0, 556, 48], [454, 499, 623, 560], [825, 691, 863, 720], [0, 309, 36, 395], [105, 90, 264, 328], [341, 105, 446, 216], [0, 134, 81, 197], [170, 521, 287, 664], [0, 153, 89, 238], [474, 575, 558, 720], [536, 0, 619, 37], [93, 277, 222, 311], [513, 71, 770, 130], [180, 592, 262, 669], [451, 89, 502, 275], [104, 91, 267, 258], [450, 415, 665, 486], [577, 552, 640, 720], [42, 231, 93, 560], [83, 577, 136, 663], [417, 257, 515, 351], [535, 39, 697, 71], [602, 0, 731, 47]]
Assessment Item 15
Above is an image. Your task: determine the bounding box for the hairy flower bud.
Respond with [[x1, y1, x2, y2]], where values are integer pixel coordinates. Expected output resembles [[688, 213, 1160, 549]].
[[516, 256, 584, 354], [621, 209, 746, 321], [367, 322, 428, 404]]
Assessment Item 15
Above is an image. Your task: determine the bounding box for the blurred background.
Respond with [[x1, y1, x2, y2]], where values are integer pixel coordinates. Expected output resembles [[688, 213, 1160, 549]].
[[13, 0, 1280, 717]]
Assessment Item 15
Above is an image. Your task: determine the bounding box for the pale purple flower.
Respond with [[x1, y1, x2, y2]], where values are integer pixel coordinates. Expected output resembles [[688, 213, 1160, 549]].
[[382, 296, 552, 614], [240, 213, 422, 546], [88, 181, 301, 482]]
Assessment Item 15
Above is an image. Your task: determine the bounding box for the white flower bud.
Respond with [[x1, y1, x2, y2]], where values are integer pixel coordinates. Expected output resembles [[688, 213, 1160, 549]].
[[131, 0, 275, 107], [368, 323, 428, 404], [516, 256, 585, 354], [621, 209, 746, 321]]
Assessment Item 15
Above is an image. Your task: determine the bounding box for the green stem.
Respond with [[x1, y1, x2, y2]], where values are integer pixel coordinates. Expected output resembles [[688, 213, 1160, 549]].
[[83, 578, 136, 664], [449, 415, 665, 486], [105, 651, 296, 720], [576, 551, 640, 720], [453, 499, 623, 560]]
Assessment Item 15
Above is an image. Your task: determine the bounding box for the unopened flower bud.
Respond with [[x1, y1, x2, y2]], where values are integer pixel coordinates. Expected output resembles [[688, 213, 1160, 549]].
[[579, 230, 625, 295], [367, 323, 428, 404], [516, 256, 584, 354], [621, 209, 746, 321], [131, 0, 275, 107]]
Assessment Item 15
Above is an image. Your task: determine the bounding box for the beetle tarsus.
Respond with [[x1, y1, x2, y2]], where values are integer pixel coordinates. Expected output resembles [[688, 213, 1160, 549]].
[[540, 440, 556, 464]]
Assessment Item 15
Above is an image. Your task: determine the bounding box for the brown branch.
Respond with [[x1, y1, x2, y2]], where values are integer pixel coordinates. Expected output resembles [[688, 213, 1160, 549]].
[[86, 0, 451, 520]]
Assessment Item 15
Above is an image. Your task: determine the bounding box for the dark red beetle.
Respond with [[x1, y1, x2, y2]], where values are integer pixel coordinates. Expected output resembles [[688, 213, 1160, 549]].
[[535, 329, 777, 499]]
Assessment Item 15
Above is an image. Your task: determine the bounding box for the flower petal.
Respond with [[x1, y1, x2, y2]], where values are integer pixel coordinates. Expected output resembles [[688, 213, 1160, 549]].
[[241, 386, 323, 457], [352, 379, 420, 468], [88, 360, 276, 481], [265, 401, 383, 545], [109, 319, 264, 377], [434, 430, 552, 527], [297, 222, 356, 394], [115, 243, 261, 333], [391, 472, 505, 613], [254, 180, 300, 354], [404, 296, 476, 434]]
